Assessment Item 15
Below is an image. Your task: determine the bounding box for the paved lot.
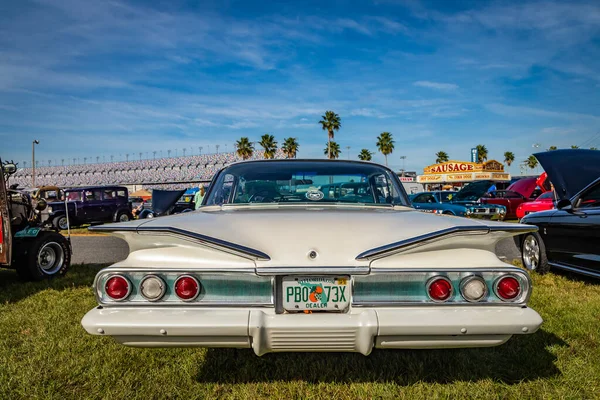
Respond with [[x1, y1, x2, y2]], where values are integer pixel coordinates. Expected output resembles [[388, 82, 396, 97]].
[[71, 235, 521, 265]]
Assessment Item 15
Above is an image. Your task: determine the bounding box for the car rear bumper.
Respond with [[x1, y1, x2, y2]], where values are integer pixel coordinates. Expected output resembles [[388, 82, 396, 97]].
[[82, 306, 542, 356]]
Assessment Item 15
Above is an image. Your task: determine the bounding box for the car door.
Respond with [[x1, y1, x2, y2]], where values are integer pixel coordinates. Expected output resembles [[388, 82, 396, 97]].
[[82, 189, 106, 222], [547, 181, 600, 273], [102, 189, 119, 220]]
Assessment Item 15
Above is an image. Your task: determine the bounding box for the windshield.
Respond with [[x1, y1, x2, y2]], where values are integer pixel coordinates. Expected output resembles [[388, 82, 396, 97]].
[[439, 192, 456, 203], [537, 191, 555, 200], [205, 161, 409, 206]]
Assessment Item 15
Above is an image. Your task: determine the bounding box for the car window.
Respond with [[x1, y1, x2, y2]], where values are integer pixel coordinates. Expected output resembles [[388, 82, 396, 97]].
[[537, 192, 554, 200], [116, 190, 126, 198], [66, 191, 83, 201], [413, 194, 435, 203], [439, 192, 455, 202], [85, 190, 102, 201], [205, 162, 408, 206], [103, 189, 116, 200], [577, 183, 600, 209]]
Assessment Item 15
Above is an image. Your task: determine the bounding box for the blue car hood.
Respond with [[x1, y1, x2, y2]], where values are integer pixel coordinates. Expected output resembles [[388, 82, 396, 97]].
[[534, 149, 600, 201]]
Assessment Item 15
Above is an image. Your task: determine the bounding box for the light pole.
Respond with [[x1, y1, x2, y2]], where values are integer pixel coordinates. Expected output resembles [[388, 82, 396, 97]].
[[216, 145, 220, 154], [199, 146, 203, 155], [346, 146, 350, 160], [32, 139, 39, 187], [399, 155, 407, 176]]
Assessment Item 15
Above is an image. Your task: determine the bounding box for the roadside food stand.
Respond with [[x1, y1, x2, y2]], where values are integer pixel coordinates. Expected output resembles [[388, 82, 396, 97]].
[[417, 160, 511, 191]]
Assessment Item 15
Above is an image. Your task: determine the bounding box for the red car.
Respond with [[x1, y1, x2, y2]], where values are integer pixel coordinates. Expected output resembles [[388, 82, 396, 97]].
[[516, 191, 555, 219], [480, 177, 547, 219]]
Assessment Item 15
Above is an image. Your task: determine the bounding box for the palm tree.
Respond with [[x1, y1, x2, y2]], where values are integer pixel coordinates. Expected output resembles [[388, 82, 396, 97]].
[[435, 151, 449, 164], [319, 111, 341, 159], [358, 149, 373, 161], [503, 151, 515, 167], [591, 147, 598, 150], [259, 134, 278, 159], [526, 155, 538, 171], [282, 137, 299, 159], [571, 145, 579, 149], [376, 132, 395, 166], [475, 144, 488, 162], [548, 146, 558, 151], [323, 141, 341, 159], [235, 137, 254, 160]]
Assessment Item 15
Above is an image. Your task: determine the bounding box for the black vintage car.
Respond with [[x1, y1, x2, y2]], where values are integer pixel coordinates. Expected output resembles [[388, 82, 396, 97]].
[[519, 149, 600, 278], [48, 186, 133, 230]]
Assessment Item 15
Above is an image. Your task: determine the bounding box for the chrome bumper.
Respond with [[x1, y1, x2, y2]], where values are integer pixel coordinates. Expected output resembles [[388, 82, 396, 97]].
[[82, 306, 542, 355]]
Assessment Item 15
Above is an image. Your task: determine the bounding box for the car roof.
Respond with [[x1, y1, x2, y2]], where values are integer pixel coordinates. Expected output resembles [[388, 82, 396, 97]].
[[65, 186, 128, 192]]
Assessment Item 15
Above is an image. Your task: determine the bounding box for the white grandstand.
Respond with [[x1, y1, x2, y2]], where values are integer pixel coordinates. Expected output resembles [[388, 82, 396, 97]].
[[11, 150, 285, 189]]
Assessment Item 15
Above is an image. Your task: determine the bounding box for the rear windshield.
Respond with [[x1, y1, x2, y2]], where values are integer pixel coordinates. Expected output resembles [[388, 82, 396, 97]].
[[205, 161, 409, 207]]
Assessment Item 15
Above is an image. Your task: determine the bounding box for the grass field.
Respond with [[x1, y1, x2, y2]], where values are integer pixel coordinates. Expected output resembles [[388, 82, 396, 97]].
[[1, 264, 600, 399]]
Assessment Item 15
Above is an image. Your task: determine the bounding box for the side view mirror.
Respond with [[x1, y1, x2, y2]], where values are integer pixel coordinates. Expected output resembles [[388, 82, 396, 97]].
[[556, 199, 572, 211], [3, 163, 17, 175]]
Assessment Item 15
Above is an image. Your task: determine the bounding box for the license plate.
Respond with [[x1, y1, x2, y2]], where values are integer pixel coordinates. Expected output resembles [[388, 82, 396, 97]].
[[282, 276, 351, 311]]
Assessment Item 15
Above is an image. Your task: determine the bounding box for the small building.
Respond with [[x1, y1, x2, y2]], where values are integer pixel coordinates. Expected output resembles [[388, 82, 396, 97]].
[[417, 160, 510, 190]]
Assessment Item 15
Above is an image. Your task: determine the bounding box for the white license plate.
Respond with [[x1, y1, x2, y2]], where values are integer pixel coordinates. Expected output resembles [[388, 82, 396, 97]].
[[282, 276, 351, 311]]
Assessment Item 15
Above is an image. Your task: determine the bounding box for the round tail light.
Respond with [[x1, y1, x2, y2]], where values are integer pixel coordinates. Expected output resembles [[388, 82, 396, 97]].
[[495, 275, 521, 301], [140, 275, 166, 301], [105, 275, 131, 301], [460, 276, 488, 302], [174, 275, 200, 301], [427, 277, 453, 302]]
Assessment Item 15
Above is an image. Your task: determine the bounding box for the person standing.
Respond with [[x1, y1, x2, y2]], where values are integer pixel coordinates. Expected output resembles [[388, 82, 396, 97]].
[[194, 186, 205, 209]]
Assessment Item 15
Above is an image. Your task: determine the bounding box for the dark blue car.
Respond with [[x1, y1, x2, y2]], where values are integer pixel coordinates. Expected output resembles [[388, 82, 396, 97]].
[[47, 186, 133, 230], [410, 189, 506, 219]]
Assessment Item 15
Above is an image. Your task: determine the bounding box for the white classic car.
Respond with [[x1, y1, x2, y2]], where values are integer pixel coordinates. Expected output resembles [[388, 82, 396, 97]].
[[82, 160, 542, 356]]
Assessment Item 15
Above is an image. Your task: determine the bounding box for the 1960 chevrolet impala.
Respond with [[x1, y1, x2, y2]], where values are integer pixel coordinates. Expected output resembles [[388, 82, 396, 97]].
[[82, 160, 542, 356]]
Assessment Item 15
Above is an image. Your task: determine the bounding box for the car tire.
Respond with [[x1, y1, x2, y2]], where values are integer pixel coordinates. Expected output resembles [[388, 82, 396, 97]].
[[116, 211, 130, 223], [521, 232, 549, 274], [15, 231, 71, 281], [53, 215, 69, 231], [442, 211, 454, 215]]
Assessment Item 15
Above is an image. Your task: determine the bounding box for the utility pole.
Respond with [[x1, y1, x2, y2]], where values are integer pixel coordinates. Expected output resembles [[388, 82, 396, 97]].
[[216, 145, 220, 154], [199, 146, 203, 155], [399, 155, 407, 176], [32, 139, 39, 187], [346, 146, 350, 159]]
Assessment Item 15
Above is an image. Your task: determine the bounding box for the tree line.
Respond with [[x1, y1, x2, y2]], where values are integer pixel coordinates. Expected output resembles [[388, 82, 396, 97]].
[[235, 110, 396, 165], [236, 111, 598, 169]]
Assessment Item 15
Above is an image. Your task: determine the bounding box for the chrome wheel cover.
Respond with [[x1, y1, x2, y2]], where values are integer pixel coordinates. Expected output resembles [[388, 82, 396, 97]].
[[38, 242, 65, 275], [523, 235, 540, 271], [119, 213, 129, 222], [58, 217, 68, 230]]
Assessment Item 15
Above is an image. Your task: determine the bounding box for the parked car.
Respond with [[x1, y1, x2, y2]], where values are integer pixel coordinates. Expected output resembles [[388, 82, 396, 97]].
[[516, 191, 556, 219], [138, 189, 187, 219], [82, 159, 542, 355], [48, 186, 133, 230], [518, 150, 600, 277], [410, 191, 470, 216], [480, 177, 549, 219], [411, 188, 506, 219], [1, 160, 72, 280]]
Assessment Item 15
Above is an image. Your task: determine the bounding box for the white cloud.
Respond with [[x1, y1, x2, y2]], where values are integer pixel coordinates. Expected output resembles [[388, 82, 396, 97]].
[[413, 81, 459, 90]]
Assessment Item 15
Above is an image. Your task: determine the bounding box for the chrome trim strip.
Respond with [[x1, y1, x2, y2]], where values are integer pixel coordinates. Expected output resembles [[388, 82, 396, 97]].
[[356, 225, 537, 260], [549, 262, 600, 279], [368, 266, 527, 274], [255, 266, 370, 276], [90, 225, 270, 261], [351, 301, 527, 307]]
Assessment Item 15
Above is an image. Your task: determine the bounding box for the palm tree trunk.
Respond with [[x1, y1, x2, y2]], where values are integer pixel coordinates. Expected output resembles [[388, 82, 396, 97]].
[[385, 154, 388, 166], [327, 136, 331, 159]]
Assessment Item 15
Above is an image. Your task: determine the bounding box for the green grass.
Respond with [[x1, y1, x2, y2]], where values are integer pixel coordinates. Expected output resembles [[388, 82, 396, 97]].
[[64, 225, 107, 235], [1, 265, 600, 399]]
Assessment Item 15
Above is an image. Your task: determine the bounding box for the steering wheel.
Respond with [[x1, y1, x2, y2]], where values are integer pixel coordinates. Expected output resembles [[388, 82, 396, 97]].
[[248, 190, 276, 203]]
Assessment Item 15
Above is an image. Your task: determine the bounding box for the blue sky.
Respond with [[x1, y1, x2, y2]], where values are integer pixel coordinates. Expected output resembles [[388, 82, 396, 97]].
[[1, 0, 600, 174]]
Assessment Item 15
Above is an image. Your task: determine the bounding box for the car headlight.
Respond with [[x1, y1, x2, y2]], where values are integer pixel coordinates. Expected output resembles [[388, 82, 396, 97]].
[[47, 206, 52, 213], [499, 208, 506, 214]]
